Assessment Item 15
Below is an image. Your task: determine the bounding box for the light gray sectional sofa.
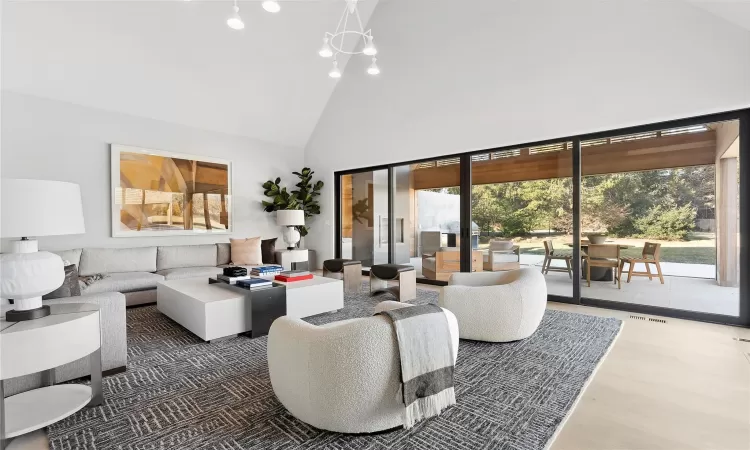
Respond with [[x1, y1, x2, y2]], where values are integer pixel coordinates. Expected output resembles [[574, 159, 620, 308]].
[[55, 243, 240, 307]]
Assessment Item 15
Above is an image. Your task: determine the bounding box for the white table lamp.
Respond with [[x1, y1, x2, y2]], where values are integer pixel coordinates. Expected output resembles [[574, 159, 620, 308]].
[[1, 179, 86, 321], [276, 209, 304, 250]]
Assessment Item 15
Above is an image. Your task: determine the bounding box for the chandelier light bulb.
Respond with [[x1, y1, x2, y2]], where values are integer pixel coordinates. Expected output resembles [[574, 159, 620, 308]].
[[367, 58, 380, 75], [363, 36, 377, 56], [329, 60, 342, 79], [262, 1, 281, 13], [319, 37, 333, 58], [227, 4, 244, 30]]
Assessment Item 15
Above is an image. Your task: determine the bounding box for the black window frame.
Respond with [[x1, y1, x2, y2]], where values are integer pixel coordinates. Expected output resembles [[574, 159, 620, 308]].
[[333, 108, 750, 327]]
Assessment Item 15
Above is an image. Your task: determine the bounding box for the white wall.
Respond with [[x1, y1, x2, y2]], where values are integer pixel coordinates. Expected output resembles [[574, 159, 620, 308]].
[[1, 91, 303, 252], [304, 0, 750, 264]]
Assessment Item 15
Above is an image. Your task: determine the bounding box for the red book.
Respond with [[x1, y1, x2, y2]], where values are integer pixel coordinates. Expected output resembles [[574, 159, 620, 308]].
[[275, 274, 314, 282]]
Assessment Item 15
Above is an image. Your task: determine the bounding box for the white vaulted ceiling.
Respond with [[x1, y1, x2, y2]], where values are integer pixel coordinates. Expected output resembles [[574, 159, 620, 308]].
[[1, 0, 379, 148], [2, 0, 748, 151], [688, 0, 750, 31]]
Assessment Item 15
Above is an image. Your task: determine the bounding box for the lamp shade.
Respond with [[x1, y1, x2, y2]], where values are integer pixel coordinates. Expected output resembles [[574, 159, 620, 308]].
[[1, 179, 86, 238], [276, 209, 304, 227]]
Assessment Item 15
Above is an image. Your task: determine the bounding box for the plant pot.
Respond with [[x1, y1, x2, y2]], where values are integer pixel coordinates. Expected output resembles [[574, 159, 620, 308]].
[[587, 234, 608, 244]]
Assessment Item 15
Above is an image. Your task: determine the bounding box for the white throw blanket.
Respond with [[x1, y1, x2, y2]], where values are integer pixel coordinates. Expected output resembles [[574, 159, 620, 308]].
[[377, 304, 456, 428]]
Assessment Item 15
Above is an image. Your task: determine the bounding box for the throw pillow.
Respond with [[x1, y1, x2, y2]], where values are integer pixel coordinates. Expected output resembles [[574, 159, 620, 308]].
[[231, 237, 263, 265], [261, 238, 277, 264], [79, 273, 109, 291], [43, 264, 82, 300]]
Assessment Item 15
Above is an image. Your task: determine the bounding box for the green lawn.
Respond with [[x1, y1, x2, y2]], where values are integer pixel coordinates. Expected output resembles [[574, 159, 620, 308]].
[[478, 233, 717, 265]]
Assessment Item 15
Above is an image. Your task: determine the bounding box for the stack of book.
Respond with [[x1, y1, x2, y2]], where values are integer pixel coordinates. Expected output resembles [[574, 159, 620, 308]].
[[236, 278, 273, 290], [217, 274, 252, 284], [251, 265, 284, 278], [274, 270, 313, 283]]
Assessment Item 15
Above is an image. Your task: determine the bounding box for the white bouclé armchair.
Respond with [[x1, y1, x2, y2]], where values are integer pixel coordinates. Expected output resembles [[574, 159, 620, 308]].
[[267, 301, 459, 434], [439, 268, 547, 342]]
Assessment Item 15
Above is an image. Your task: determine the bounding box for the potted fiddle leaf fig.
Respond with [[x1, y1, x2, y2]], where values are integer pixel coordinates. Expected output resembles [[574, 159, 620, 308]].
[[262, 168, 324, 237]]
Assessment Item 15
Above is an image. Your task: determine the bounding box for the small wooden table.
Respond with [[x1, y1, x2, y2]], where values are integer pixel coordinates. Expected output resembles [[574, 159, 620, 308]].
[[566, 240, 633, 251]]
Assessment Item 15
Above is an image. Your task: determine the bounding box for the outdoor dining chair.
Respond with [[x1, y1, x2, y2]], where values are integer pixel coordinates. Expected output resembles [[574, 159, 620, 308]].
[[619, 242, 665, 284], [583, 244, 621, 288], [542, 240, 573, 278]]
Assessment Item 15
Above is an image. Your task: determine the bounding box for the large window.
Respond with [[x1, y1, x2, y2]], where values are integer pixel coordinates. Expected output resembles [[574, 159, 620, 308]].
[[395, 161, 461, 281], [334, 110, 748, 325], [340, 170, 388, 269], [471, 143, 573, 298], [579, 121, 740, 317]]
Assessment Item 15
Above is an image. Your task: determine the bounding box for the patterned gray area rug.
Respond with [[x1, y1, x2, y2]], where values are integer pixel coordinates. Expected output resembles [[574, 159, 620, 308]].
[[49, 285, 621, 450]]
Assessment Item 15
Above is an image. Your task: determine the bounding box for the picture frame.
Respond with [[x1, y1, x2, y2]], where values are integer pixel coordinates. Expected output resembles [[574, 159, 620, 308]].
[[111, 144, 233, 237]]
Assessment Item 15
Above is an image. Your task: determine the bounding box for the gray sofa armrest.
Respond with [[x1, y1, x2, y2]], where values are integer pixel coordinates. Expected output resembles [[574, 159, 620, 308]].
[[3, 291, 127, 397]]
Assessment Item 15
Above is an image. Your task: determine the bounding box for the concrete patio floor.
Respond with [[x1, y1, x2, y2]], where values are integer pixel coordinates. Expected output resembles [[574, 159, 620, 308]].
[[408, 256, 739, 317]]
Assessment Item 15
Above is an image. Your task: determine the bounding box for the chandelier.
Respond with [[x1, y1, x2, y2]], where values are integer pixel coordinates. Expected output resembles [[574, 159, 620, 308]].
[[318, 0, 380, 78]]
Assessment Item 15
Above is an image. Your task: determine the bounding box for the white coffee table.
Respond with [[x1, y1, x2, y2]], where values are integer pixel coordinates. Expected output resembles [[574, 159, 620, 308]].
[[272, 276, 344, 319], [157, 276, 343, 342]]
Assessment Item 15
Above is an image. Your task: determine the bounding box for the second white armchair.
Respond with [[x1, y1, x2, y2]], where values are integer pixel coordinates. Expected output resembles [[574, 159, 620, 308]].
[[439, 268, 547, 342]]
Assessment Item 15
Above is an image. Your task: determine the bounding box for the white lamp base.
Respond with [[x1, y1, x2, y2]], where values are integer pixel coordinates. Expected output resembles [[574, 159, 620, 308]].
[[11, 238, 39, 254], [282, 226, 301, 250], [6, 304, 51, 321], [2, 238, 61, 321]]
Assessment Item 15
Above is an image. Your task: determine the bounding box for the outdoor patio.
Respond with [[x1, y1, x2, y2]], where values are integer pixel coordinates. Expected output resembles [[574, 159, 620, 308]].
[[409, 256, 739, 317], [542, 265, 739, 316]]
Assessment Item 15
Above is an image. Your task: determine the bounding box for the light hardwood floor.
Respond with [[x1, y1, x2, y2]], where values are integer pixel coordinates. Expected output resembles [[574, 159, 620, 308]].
[[7, 279, 750, 450], [414, 281, 750, 450]]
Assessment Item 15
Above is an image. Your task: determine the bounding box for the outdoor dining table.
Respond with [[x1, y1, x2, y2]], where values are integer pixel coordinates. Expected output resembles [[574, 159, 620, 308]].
[[565, 241, 633, 281]]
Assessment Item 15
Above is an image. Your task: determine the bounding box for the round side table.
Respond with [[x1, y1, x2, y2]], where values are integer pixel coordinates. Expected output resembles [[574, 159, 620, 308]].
[[0, 303, 102, 450]]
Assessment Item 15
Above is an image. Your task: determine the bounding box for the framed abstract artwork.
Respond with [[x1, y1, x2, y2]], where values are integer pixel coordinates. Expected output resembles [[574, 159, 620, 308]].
[[111, 144, 232, 237]]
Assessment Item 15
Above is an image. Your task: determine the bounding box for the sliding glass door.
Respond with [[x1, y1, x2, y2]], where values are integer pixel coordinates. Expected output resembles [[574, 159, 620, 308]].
[[578, 120, 741, 318], [392, 160, 462, 281], [334, 109, 749, 326], [340, 170, 388, 270], [471, 143, 574, 298]]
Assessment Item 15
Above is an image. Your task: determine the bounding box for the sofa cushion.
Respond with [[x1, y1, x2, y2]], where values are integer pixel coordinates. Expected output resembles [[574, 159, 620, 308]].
[[486, 252, 519, 263], [52, 248, 82, 267], [217, 243, 231, 266], [322, 259, 360, 273], [489, 240, 514, 251], [156, 266, 223, 281], [370, 264, 414, 280], [82, 272, 164, 294], [79, 247, 157, 276], [43, 264, 81, 300], [261, 238, 278, 264], [230, 237, 262, 265], [156, 245, 218, 271]]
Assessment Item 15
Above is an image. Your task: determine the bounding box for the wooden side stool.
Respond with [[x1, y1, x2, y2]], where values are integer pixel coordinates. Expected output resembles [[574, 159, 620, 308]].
[[323, 259, 362, 293], [369, 264, 416, 302]]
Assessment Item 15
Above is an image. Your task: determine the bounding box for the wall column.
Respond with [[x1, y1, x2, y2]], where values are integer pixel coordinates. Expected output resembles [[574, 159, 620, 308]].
[[717, 157, 739, 287], [715, 121, 740, 287]]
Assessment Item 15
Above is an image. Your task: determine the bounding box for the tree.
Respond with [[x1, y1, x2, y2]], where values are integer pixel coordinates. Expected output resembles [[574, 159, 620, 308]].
[[472, 185, 503, 234], [634, 203, 696, 240]]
